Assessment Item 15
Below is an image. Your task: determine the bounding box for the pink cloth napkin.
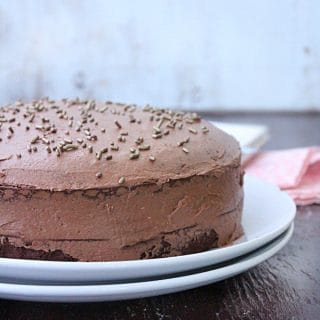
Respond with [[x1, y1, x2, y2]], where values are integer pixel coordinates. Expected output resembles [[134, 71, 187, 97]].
[[244, 147, 320, 206]]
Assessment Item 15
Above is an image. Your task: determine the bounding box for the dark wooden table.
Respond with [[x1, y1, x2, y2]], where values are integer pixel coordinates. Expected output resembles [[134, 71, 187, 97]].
[[1, 113, 319, 320]]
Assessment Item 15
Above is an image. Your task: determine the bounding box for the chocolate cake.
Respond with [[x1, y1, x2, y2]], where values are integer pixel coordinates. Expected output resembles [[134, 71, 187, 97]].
[[0, 99, 243, 261]]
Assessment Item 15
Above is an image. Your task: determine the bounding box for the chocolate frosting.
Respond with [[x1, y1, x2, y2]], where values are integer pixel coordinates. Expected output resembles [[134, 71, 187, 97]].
[[0, 99, 243, 261]]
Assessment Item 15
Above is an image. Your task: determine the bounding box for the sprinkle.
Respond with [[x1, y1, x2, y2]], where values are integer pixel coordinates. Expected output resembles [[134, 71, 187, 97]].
[[152, 133, 162, 139], [8, 127, 14, 134], [129, 151, 140, 160], [62, 145, 78, 151], [100, 106, 108, 113], [33, 146, 38, 152], [202, 126, 209, 133], [35, 125, 44, 130], [111, 145, 119, 151], [101, 128, 106, 133], [182, 147, 189, 153], [16, 154, 22, 159], [120, 132, 128, 136], [177, 123, 183, 130], [157, 118, 165, 128], [163, 130, 170, 135], [77, 138, 84, 144], [29, 114, 35, 123], [118, 176, 125, 184], [101, 147, 108, 154], [185, 119, 194, 124], [96, 151, 102, 160], [138, 144, 150, 151], [88, 146, 93, 153], [135, 137, 144, 145], [8, 118, 15, 123], [114, 120, 122, 129], [106, 155, 112, 160], [27, 145, 32, 153], [68, 120, 73, 127], [41, 137, 50, 145], [130, 147, 136, 153], [153, 126, 161, 134], [188, 128, 198, 134], [149, 155, 156, 162], [96, 172, 103, 179], [31, 136, 39, 144], [46, 146, 52, 153], [129, 115, 136, 123], [64, 138, 73, 144]]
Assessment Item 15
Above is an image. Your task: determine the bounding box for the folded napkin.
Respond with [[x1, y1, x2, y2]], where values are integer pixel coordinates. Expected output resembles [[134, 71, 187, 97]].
[[244, 147, 320, 206]]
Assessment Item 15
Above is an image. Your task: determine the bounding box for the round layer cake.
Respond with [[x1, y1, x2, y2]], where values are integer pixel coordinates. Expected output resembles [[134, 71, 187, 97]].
[[0, 99, 243, 261]]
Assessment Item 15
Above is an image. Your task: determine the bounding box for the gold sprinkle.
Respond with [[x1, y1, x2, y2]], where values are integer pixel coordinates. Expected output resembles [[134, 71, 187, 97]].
[[153, 126, 161, 134], [163, 130, 170, 135], [118, 136, 126, 142], [31, 136, 39, 144], [96, 151, 102, 160], [114, 120, 122, 129], [62, 145, 78, 151], [118, 176, 125, 184], [35, 125, 44, 130], [188, 128, 198, 134], [135, 137, 144, 145], [202, 126, 209, 133], [149, 155, 156, 162], [29, 114, 35, 123], [129, 151, 139, 160], [152, 133, 162, 139], [182, 147, 189, 153], [77, 138, 83, 144], [101, 147, 108, 154], [96, 172, 103, 179], [138, 144, 150, 151], [111, 145, 119, 151], [41, 138, 50, 145]]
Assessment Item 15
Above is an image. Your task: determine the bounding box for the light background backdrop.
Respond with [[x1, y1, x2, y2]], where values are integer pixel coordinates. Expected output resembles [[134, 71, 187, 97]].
[[0, 0, 319, 111]]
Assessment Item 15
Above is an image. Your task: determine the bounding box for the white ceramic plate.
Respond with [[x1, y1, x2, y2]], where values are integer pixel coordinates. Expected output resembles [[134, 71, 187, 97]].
[[0, 224, 294, 302], [0, 175, 296, 284]]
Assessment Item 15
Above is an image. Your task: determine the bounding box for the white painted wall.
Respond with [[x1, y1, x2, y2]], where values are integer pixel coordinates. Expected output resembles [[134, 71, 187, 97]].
[[0, 0, 319, 111]]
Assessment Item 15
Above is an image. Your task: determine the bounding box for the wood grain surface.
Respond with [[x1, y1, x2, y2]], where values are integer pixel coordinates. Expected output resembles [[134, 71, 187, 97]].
[[0, 113, 319, 320]]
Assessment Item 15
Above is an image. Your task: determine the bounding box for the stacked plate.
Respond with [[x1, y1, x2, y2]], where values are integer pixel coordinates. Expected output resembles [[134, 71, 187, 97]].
[[0, 176, 295, 302]]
